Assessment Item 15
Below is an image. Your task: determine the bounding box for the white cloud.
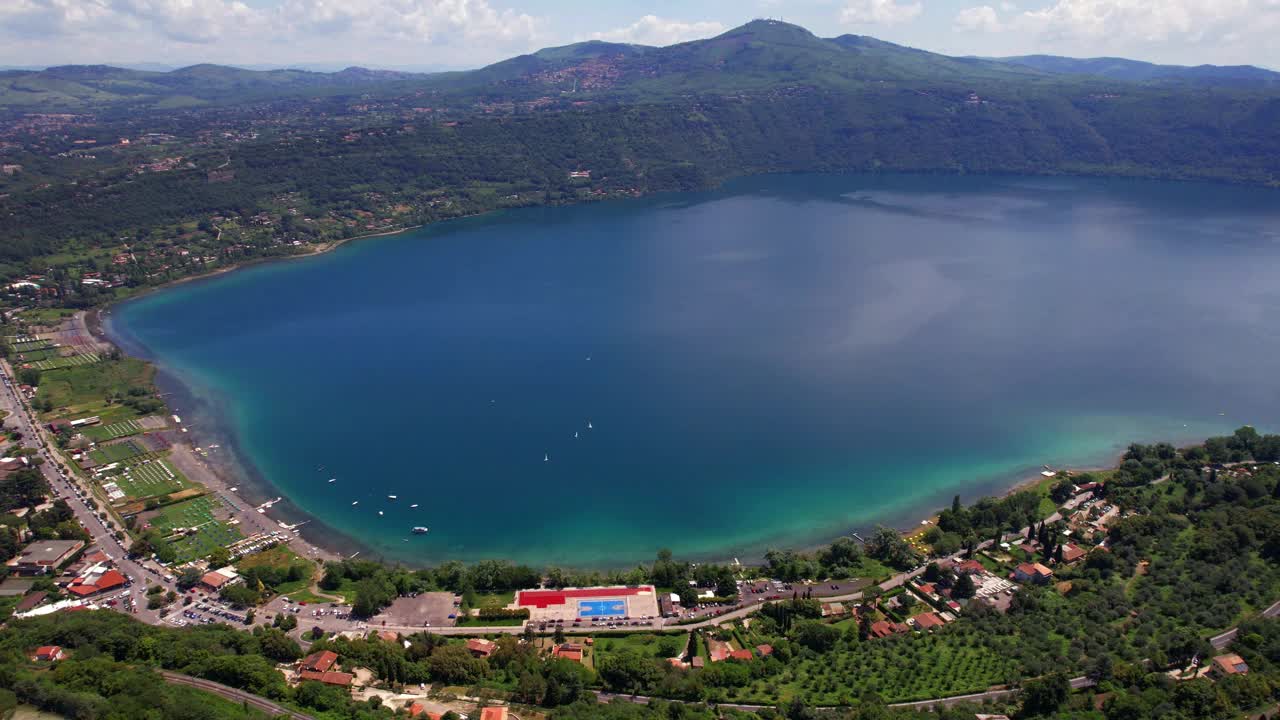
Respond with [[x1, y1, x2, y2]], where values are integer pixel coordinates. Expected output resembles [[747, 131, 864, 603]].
[[954, 5, 1004, 33], [0, 0, 542, 63], [588, 15, 725, 47], [839, 0, 924, 26]]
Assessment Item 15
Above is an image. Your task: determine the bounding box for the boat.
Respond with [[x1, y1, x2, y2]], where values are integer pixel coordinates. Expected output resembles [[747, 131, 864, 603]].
[[574, 431, 579, 438], [328, 478, 336, 483], [587, 421, 593, 429], [412, 526, 429, 534], [378, 511, 384, 516], [544, 453, 550, 462], [410, 504, 419, 508], [388, 495, 397, 500], [351, 501, 359, 506]]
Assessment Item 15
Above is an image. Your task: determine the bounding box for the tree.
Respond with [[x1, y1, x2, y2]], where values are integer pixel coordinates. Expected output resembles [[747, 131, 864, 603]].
[[207, 546, 230, 569], [864, 526, 920, 570], [553, 625, 565, 644], [952, 573, 976, 599], [1019, 672, 1069, 717]]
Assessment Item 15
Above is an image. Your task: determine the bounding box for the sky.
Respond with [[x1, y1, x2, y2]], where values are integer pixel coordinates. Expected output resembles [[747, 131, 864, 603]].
[[1, 0, 1278, 71]]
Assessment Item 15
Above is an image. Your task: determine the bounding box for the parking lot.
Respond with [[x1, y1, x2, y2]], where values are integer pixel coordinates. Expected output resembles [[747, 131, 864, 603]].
[[370, 592, 459, 629]]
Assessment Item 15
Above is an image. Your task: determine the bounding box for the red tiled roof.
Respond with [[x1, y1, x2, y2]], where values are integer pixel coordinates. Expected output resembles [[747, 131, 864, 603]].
[[756, 644, 774, 656], [466, 638, 497, 656], [200, 571, 231, 588], [729, 649, 754, 661], [913, 612, 945, 629], [34, 645, 62, 660], [300, 650, 338, 673], [479, 708, 509, 720]]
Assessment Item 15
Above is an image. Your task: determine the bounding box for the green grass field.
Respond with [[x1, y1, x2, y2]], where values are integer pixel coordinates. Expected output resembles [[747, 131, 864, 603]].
[[89, 439, 146, 465], [147, 495, 243, 563], [31, 352, 100, 371], [110, 457, 188, 500], [82, 419, 143, 442], [36, 357, 153, 421], [9, 339, 52, 353]]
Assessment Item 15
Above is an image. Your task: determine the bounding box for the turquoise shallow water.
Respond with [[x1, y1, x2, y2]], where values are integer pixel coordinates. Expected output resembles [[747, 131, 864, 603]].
[[105, 174, 1280, 567]]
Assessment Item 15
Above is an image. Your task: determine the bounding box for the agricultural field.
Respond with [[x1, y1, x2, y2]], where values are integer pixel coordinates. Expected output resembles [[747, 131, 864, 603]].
[[35, 357, 154, 421], [108, 457, 189, 500], [146, 495, 243, 563], [88, 439, 147, 465], [30, 352, 100, 371], [7, 338, 52, 353], [82, 419, 143, 442]]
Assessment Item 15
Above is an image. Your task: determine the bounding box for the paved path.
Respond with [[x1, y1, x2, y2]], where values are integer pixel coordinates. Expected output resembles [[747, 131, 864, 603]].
[[160, 671, 312, 719]]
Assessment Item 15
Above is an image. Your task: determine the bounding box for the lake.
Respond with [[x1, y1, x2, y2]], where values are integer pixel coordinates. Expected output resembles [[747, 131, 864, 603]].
[[105, 173, 1280, 567]]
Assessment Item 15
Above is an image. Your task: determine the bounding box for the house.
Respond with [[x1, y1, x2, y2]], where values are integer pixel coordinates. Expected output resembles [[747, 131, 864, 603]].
[[407, 702, 442, 719], [869, 620, 910, 638], [729, 649, 755, 662], [199, 566, 241, 593], [299, 670, 353, 687], [466, 638, 497, 658], [1013, 563, 1054, 584], [15, 591, 48, 614], [1059, 544, 1087, 564], [912, 612, 945, 631], [479, 708, 509, 720], [32, 645, 64, 662], [369, 630, 398, 643], [659, 594, 675, 617], [552, 643, 584, 663], [300, 650, 339, 674], [1211, 654, 1250, 677], [915, 582, 938, 596], [821, 602, 847, 617], [756, 644, 774, 657], [691, 657, 705, 668], [7, 540, 84, 575], [955, 559, 986, 575]]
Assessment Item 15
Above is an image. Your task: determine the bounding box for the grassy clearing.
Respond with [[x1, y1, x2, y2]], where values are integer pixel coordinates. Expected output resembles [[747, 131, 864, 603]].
[[36, 357, 153, 420]]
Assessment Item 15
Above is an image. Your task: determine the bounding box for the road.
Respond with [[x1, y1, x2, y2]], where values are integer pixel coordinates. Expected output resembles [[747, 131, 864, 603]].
[[1211, 599, 1280, 649], [160, 671, 313, 720], [0, 359, 177, 623]]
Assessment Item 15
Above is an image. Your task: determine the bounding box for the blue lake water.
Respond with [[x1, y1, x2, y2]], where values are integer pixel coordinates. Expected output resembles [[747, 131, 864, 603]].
[[105, 174, 1280, 567]]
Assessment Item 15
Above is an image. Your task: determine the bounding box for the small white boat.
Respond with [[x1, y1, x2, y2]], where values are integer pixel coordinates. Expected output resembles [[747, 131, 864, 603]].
[[412, 526, 429, 534], [378, 511, 384, 516], [544, 453, 550, 462], [410, 504, 419, 508], [387, 495, 397, 500], [587, 421, 593, 429], [328, 478, 336, 483], [574, 431, 579, 438], [351, 501, 359, 506]]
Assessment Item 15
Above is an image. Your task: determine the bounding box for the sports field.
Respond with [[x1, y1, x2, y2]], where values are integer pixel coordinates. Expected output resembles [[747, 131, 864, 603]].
[[579, 600, 628, 617], [8, 339, 52, 353], [147, 495, 243, 562], [82, 419, 143, 442], [31, 353, 100, 371]]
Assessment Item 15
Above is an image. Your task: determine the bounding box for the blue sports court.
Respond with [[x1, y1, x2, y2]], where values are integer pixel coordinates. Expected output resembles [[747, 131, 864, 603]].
[[578, 599, 627, 617]]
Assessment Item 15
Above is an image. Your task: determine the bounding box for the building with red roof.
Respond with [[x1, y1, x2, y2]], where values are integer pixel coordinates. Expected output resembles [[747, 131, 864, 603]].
[[67, 568, 127, 597], [551, 643, 584, 663], [300, 650, 339, 673], [756, 644, 774, 657], [912, 612, 946, 631], [479, 708, 509, 720], [32, 645, 64, 662], [299, 670, 353, 687], [1013, 563, 1054, 584], [729, 649, 755, 662], [466, 638, 497, 658]]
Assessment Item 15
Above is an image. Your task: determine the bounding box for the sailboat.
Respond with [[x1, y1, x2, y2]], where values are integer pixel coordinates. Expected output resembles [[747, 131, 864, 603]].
[[574, 431, 579, 438], [544, 453, 550, 462], [587, 421, 593, 429]]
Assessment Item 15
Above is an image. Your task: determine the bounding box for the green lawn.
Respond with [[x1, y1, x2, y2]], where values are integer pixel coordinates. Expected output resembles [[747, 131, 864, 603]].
[[88, 439, 147, 465], [108, 457, 188, 500], [31, 352, 100, 371], [36, 357, 154, 421], [82, 419, 144, 441]]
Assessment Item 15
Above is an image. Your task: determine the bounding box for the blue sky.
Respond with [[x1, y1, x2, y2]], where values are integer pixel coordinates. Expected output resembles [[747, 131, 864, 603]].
[[2, 0, 1277, 70]]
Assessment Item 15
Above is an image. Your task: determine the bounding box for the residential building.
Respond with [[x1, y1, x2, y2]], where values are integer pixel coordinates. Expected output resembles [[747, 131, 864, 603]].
[[32, 645, 64, 662], [1013, 563, 1054, 584], [199, 566, 241, 593], [479, 708, 509, 720], [466, 638, 497, 658], [300, 650, 339, 674], [1211, 654, 1250, 677]]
